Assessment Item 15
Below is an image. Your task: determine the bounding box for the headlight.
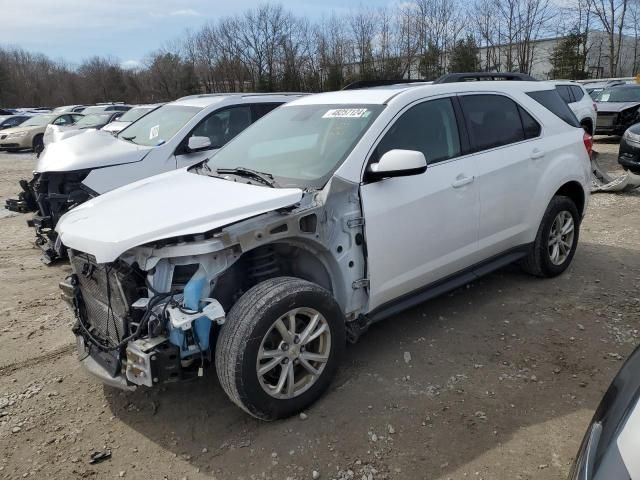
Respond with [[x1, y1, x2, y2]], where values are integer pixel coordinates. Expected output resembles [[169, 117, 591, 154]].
[[623, 129, 640, 144], [8, 131, 28, 139]]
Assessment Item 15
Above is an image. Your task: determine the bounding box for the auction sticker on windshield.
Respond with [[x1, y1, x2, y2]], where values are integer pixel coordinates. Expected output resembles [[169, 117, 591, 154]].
[[322, 108, 370, 119], [149, 125, 160, 140]]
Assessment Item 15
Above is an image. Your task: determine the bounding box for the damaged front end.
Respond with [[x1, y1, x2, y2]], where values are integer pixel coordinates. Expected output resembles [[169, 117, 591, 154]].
[[61, 247, 230, 389], [60, 178, 368, 391], [7, 170, 93, 264]]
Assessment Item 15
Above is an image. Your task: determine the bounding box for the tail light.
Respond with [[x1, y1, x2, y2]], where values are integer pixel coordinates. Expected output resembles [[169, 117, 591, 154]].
[[583, 131, 593, 159], [593, 102, 597, 112]]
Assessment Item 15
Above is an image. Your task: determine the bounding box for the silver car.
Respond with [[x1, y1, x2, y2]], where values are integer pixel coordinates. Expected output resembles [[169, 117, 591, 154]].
[[6, 93, 304, 263]]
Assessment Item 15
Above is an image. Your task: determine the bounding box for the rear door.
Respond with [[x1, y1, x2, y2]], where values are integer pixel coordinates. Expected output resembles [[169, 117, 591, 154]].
[[458, 93, 543, 260], [361, 96, 480, 311]]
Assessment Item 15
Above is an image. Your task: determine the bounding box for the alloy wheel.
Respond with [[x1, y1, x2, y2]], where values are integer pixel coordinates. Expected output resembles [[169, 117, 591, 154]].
[[548, 210, 575, 266], [256, 307, 331, 399]]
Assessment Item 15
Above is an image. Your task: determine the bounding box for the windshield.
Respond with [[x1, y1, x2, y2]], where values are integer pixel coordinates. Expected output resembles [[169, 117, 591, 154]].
[[595, 87, 640, 103], [21, 115, 56, 127], [117, 104, 201, 147], [205, 104, 384, 189], [118, 106, 155, 122], [75, 113, 110, 128]]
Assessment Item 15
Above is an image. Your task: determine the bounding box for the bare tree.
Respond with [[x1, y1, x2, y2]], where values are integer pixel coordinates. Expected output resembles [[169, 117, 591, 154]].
[[590, 0, 630, 76]]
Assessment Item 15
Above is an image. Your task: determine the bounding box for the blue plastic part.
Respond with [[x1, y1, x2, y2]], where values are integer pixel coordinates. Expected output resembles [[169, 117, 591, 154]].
[[168, 267, 213, 358]]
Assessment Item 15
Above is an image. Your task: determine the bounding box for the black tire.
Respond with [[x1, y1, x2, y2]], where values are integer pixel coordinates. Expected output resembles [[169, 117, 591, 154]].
[[32, 134, 44, 156], [215, 277, 346, 420], [521, 195, 580, 278]]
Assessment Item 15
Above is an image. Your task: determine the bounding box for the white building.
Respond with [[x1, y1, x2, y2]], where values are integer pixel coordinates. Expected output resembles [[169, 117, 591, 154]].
[[477, 31, 639, 79]]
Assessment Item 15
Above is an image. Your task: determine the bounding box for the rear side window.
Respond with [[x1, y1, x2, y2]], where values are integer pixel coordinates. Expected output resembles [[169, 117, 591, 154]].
[[556, 85, 574, 103], [373, 98, 460, 164], [518, 107, 541, 139], [459, 94, 530, 151], [570, 86, 585, 101], [527, 89, 580, 128]]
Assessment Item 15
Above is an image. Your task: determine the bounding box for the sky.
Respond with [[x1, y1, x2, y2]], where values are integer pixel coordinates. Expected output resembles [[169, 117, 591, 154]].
[[0, 0, 392, 69]]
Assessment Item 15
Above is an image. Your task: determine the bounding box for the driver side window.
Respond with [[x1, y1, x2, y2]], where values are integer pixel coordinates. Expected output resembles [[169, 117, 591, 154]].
[[189, 106, 252, 150], [372, 98, 461, 165]]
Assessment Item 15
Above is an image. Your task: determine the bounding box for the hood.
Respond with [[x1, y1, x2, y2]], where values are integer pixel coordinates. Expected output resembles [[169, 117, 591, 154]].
[[36, 129, 152, 173], [595, 102, 640, 113], [102, 121, 131, 133], [57, 168, 303, 263], [43, 125, 84, 145]]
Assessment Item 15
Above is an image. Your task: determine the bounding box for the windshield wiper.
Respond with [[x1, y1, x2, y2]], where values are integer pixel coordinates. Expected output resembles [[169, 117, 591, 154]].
[[216, 167, 278, 188]]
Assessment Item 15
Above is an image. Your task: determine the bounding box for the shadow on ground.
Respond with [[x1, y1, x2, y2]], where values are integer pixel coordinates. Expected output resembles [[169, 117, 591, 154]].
[[104, 240, 639, 479]]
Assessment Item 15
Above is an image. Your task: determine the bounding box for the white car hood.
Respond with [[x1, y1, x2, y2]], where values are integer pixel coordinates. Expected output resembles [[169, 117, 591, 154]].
[[44, 125, 91, 146], [37, 129, 152, 173], [102, 120, 131, 133], [56, 168, 303, 263]]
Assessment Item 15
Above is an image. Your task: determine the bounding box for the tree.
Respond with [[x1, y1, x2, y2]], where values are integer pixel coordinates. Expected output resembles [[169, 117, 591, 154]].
[[420, 42, 444, 79], [449, 36, 480, 72], [591, 0, 630, 76], [550, 31, 589, 78]]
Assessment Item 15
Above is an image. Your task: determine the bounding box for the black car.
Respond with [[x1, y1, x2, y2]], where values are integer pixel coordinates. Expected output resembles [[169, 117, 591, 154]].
[[618, 123, 640, 175], [570, 344, 640, 479], [594, 85, 640, 135]]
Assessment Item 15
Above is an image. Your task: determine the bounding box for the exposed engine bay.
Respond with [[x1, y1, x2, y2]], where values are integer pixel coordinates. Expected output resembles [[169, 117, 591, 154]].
[[60, 178, 368, 389], [5, 170, 92, 263]]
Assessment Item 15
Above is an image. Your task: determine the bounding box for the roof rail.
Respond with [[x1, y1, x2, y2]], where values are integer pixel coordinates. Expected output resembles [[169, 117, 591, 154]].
[[342, 79, 428, 90], [177, 92, 306, 100], [433, 72, 537, 83]]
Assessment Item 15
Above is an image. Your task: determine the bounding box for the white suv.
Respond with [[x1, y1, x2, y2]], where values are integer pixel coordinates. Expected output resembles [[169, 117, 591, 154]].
[[552, 81, 597, 135], [57, 81, 591, 420]]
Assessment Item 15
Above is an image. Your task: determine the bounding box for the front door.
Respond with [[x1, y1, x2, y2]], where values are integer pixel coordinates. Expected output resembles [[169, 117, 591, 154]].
[[360, 97, 480, 311], [175, 105, 253, 169]]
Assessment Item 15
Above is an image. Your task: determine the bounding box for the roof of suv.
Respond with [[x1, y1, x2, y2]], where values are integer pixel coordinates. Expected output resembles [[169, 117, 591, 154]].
[[290, 81, 556, 106], [174, 93, 306, 109]]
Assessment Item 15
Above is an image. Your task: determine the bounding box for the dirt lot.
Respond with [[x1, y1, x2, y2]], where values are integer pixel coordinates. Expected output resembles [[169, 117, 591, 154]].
[[1, 141, 639, 480]]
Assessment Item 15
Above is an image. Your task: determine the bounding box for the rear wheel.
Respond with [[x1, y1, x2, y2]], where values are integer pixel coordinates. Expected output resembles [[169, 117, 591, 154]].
[[215, 277, 346, 420], [580, 119, 593, 136], [521, 195, 580, 277]]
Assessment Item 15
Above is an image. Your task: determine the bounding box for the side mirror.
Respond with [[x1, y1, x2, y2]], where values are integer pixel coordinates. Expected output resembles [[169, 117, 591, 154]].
[[187, 136, 212, 152], [367, 149, 427, 181]]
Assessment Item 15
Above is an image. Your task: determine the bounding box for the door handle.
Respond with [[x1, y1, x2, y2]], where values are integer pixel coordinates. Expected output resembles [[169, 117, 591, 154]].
[[451, 175, 474, 188], [530, 149, 545, 160]]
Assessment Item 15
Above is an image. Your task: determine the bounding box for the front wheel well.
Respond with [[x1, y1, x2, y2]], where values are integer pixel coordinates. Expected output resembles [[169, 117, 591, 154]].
[[211, 243, 334, 312], [554, 181, 585, 217]]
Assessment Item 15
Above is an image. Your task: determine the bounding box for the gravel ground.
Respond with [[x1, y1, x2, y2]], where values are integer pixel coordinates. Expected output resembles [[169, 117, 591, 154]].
[[0, 140, 639, 480]]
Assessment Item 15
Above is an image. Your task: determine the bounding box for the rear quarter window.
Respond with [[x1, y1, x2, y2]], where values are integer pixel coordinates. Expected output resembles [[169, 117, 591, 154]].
[[527, 89, 581, 128], [570, 86, 585, 101], [556, 85, 574, 103]]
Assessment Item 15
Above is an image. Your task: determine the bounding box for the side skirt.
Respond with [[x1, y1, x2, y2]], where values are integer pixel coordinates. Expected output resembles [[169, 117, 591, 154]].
[[366, 244, 531, 324]]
